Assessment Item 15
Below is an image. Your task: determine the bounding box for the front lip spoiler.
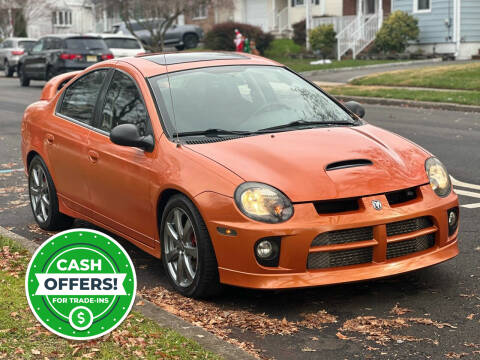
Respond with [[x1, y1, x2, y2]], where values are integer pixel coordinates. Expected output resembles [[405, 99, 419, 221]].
[[218, 239, 459, 290]]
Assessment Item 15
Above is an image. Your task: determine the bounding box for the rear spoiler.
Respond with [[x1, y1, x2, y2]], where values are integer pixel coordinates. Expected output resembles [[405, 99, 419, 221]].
[[40, 71, 81, 101]]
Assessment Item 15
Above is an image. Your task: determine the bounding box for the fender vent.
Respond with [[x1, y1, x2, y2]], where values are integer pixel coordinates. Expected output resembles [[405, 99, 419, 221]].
[[325, 159, 373, 171]]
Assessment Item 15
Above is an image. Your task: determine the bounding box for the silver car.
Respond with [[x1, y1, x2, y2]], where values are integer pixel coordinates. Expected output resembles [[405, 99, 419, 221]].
[[112, 20, 203, 50], [0, 37, 37, 77]]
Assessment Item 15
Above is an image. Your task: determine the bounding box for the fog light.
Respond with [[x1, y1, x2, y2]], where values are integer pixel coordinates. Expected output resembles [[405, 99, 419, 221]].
[[256, 240, 273, 258], [447, 207, 459, 236], [254, 237, 281, 267]]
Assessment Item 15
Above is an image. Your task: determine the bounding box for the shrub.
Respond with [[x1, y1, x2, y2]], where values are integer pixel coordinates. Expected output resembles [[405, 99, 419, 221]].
[[204, 22, 274, 55], [375, 11, 419, 53], [265, 38, 303, 58], [292, 20, 306, 46], [310, 24, 336, 59]]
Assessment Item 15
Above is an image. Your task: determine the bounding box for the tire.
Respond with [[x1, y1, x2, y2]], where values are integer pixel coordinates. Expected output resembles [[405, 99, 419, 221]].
[[28, 156, 74, 231], [4, 61, 14, 77], [18, 64, 30, 87], [183, 33, 199, 50], [175, 45, 185, 51], [160, 194, 221, 298]]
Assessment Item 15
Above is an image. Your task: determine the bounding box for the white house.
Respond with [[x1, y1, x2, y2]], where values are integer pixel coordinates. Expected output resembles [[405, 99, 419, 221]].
[[26, 0, 96, 38], [230, 0, 344, 34]]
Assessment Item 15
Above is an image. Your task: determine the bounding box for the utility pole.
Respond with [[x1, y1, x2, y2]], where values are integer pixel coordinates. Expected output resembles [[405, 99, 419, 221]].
[[305, 0, 311, 50]]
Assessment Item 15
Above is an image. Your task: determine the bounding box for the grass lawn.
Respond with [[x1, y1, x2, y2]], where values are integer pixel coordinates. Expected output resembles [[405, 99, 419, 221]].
[[269, 57, 408, 73], [351, 62, 480, 91], [0, 236, 222, 360], [323, 85, 480, 106]]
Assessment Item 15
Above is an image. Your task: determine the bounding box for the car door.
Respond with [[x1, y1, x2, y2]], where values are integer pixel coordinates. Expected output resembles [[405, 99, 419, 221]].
[[87, 69, 157, 248], [0, 41, 6, 64], [25, 39, 46, 78], [49, 69, 110, 214]]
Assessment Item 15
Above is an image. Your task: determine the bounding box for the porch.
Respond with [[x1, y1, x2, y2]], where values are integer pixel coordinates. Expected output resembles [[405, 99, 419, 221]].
[[272, 0, 391, 60]]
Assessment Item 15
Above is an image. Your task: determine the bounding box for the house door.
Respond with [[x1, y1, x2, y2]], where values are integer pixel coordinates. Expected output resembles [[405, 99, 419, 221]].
[[364, 0, 376, 14], [245, 0, 268, 32]]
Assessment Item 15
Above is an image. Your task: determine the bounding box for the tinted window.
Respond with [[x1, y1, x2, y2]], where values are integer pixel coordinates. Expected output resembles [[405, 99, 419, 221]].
[[59, 70, 108, 125], [65, 38, 107, 50], [19, 41, 36, 50], [32, 40, 43, 52], [104, 38, 141, 49], [100, 71, 148, 135], [3, 40, 13, 48]]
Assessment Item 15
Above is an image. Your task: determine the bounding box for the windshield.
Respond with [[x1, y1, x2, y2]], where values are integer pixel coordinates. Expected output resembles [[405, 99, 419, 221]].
[[19, 41, 35, 50], [65, 38, 107, 50], [149, 66, 356, 136], [104, 38, 141, 49]]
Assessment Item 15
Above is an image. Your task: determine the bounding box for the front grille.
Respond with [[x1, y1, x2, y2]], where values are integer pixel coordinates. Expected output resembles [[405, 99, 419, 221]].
[[386, 217, 433, 237], [308, 247, 373, 269], [386, 187, 418, 206], [386, 234, 435, 259], [314, 198, 359, 214], [311, 226, 373, 247]]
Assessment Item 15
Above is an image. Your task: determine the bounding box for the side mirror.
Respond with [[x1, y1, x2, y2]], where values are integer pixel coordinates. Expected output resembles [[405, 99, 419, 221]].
[[344, 101, 366, 118], [110, 124, 154, 152]]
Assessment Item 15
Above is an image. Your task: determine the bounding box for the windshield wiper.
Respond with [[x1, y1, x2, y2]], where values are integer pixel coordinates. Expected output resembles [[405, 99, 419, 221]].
[[176, 129, 253, 137], [257, 120, 356, 132]]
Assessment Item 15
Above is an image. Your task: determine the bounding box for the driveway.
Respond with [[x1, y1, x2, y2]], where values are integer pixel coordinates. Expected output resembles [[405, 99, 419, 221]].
[[1, 75, 479, 359]]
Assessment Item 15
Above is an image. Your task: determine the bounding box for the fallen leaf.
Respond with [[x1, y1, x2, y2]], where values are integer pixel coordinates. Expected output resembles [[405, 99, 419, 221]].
[[466, 314, 475, 320], [135, 300, 145, 306]]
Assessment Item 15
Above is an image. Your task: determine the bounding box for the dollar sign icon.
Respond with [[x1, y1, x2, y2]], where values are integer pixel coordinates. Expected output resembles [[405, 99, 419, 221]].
[[69, 307, 93, 331], [77, 312, 85, 324]]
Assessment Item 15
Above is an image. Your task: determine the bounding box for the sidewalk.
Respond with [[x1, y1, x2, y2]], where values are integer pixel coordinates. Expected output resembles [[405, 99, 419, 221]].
[[0, 225, 257, 360]]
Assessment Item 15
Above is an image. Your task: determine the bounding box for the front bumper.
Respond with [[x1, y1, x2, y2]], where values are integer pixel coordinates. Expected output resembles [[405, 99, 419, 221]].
[[195, 184, 459, 289]]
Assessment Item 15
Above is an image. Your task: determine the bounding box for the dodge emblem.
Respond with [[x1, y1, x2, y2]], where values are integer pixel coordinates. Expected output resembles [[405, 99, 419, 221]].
[[372, 200, 382, 210]]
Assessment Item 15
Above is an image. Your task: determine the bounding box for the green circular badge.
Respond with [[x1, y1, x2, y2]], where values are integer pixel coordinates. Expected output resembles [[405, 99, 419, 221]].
[[25, 229, 137, 340]]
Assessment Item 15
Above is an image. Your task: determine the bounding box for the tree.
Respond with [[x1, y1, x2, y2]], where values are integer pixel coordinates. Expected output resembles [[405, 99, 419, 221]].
[[310, 24, 336, 59], [375, 11, 419, 53], [104, 0, 233, 52]]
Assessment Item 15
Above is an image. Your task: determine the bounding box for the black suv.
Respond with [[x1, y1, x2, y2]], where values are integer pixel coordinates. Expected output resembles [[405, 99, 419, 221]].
[[18, 34, 113, 87]]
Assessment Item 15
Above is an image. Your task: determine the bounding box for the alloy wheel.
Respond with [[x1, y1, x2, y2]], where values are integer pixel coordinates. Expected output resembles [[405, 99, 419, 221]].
[[29, 164, 50, 223], [163, 207, 198, 288]]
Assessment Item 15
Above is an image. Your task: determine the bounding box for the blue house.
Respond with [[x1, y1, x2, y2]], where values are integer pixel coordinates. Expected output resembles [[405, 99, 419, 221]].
[[393, 0, 480, 59]]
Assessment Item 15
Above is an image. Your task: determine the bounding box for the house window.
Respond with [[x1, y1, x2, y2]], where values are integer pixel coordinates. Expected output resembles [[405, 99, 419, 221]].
[[53, 10, 72, 27], [414, 0, 431, 12], [291, 0, 320, 6], [193, 5, 207, 19]]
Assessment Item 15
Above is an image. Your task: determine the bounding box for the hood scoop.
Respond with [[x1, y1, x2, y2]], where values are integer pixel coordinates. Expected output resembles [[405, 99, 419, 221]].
[[325, 159, 373, 171]]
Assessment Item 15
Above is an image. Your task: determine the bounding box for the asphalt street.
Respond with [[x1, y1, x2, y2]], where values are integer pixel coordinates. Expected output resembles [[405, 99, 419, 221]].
[[1, 74, 479, 359]]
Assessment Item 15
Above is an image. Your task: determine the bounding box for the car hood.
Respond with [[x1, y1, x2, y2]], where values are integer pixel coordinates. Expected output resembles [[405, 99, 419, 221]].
[[185, 124, 431, 202]]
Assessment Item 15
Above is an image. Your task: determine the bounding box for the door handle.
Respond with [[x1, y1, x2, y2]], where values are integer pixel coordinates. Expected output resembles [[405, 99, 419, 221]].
[[88, 150, 99, 164], [46, 134, 54, 144]]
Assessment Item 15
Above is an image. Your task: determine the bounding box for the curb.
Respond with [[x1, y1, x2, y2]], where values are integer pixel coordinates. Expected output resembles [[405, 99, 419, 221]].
[[299, 58, 443, 77], [333, 94, 480, 113], [0, 225, 256, 360]]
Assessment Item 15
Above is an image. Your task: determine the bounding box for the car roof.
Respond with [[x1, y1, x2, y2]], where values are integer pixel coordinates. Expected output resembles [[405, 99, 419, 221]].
[[40, 34, 102, 39], [117, 51, 282, 77], [97, 33, 139, 40], [3, 37, 37, 42]]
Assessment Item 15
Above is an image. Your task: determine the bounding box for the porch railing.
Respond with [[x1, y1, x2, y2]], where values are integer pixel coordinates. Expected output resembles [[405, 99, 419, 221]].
[[276, 7, 289, 32], [311, 15, 356, 33], [336, 14, 379, 60]]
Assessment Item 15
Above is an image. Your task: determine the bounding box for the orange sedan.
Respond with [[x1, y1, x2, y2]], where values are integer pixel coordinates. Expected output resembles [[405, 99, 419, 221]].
[[21, 52, 459, 298]]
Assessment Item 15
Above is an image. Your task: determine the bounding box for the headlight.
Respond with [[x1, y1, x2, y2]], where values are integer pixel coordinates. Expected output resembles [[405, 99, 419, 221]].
[[425, 157, 451, 197], [234, 182, 294, 223]]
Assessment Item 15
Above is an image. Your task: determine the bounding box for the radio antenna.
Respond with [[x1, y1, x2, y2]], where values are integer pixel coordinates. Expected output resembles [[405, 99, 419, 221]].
[[163, 52, 179, 146]]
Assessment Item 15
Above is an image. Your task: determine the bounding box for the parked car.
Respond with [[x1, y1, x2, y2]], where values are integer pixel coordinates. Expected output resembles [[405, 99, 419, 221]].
[[112, 20, 203, 50], [0, 37, 37, 77], [98, 33, 145, 58], [17, 34, 113, 87], [21, 52, 459, 299]]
